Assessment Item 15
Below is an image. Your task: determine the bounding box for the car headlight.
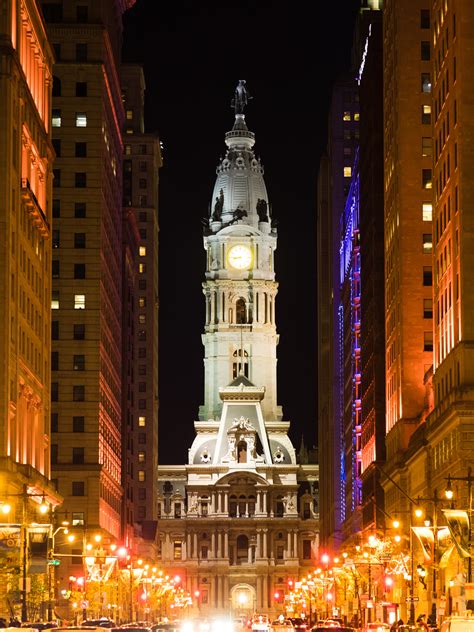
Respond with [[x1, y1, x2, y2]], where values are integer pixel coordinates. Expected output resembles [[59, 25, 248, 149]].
[[182, 623, 194, 632], [212, 621, 233, 632]]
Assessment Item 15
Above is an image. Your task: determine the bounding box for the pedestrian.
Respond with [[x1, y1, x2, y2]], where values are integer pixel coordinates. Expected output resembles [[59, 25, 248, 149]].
[[0, 618, 7, 628], [417, 615, 428, 632]]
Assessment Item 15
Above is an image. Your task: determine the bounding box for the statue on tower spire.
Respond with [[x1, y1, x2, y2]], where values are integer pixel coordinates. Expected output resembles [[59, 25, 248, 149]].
[[231, 79, 252, 115]]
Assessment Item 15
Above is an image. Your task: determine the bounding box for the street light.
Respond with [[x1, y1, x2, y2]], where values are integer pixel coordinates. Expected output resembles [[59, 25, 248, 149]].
[[444, 467, 474, 583]]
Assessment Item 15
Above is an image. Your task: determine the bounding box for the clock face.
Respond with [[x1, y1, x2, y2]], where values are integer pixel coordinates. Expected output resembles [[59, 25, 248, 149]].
[[228, 244, 252, 270]]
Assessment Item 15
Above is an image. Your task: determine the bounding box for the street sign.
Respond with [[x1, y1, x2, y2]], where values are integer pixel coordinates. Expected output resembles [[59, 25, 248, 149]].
[[48, 559, 60, 566], [406, 597, 419, 602]]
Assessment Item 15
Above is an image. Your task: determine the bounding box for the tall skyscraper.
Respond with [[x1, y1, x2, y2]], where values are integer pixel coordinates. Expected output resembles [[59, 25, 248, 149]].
[[40, 0, 136, 584], [121, 64, 162, 533], [317, 77, 359, 548], [382, 0, 434, 475], [157, 83, 319, 618]]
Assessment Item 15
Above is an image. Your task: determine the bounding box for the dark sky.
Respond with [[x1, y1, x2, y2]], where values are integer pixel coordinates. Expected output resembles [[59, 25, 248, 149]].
[[122, 0, 360, 464]]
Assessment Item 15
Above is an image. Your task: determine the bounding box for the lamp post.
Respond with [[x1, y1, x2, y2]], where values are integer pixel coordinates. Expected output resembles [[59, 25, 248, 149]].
[[445, 466, 474, 583], [47, 522, 74, 621]]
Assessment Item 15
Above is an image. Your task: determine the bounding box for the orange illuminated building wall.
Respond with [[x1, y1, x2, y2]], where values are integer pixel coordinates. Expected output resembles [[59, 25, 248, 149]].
[[383, 0, 434, 467], [0, 0, 59, 503]]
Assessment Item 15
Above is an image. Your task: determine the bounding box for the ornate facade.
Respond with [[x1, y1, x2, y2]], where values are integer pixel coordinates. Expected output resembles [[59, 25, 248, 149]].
[[157, 84, 319, 619]]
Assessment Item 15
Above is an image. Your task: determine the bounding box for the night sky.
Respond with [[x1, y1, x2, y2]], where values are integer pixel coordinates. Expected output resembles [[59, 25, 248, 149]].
[[122, 0, 360, 464]]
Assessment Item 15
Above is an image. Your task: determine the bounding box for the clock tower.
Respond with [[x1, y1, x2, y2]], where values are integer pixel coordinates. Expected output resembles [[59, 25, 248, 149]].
[[200, 81, 281, 422]]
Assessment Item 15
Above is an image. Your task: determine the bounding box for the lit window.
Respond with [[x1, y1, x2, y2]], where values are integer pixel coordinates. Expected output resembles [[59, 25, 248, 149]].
[[125, 145, 131, 155], [138, 451, 145, 463], [138, 314, 146, 324], [139, 263, 146, 274], [343, 111, 351, 121], [354, 112, 360, 121], [423, 234, 433, 253], [126, 110, 133, 120], [422, 169, 432, 189], [52, 109, 61, 127], [75, 112, 87, 127], [424, 331, 434, 352], [138, 297, 146, 308], [423, 203, 433, 221], [51, 290, 59, 310], [344, 166, 352, 178], [138, 416, 146, 427], [422, 104, 432, 124], [174, 541, 182, 560], [423, 299, 433, 319], [422, 137, 432, 157], [74, 294, 86, 310], [138, 470, 145, 482], [139, 246, 146, 257], [421, 73, 432, 93]]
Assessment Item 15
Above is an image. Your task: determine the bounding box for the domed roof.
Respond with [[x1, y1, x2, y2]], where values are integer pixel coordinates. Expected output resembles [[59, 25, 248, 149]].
[[208, 82, 270, 232]]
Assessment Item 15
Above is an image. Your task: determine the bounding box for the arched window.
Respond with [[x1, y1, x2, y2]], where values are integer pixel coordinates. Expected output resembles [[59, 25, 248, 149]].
[[233, 349, 249, 379], [52, 76, 61, 96], [236, 298, 247, 324], [229, 495, 237, 518], [237, 441, 247, 464], [236, 534, 249, 564]]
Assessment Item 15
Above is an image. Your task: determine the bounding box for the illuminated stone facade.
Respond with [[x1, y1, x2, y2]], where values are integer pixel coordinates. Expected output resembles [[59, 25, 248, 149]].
[[0, 0, 60, 500], [157, 92, 319, 619]]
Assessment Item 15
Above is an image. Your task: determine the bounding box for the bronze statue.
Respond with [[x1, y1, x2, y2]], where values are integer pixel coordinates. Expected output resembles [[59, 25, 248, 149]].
[[256, 198, 268, 222], [231, 79, 252, 115], [212, 188, 224, 221]]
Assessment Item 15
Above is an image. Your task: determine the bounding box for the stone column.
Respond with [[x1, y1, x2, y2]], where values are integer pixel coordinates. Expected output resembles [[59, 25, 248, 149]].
[[224, 493, 229, 514], [263, 492, 267, 514], [193, 532, 198, 559], [293, 531, 298, 558], [287, 532, 292, 558], [211, 532, 216, 558], [256, 529, 261, 558], [217, 530, 222, 557], [263, 529, 268, 558], [187, 533, 192, 559], [224, 531, 229, 558]]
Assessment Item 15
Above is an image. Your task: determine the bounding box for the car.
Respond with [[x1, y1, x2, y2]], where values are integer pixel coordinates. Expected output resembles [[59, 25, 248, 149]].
[[440, 616, 474, 632], [271, 619, 295, 632], [363, 624, 390, 632], [252, 616, 271, 632], [151, 625, 181, 632], [288, 619, 309, 632], [82, 622, 116, 629]]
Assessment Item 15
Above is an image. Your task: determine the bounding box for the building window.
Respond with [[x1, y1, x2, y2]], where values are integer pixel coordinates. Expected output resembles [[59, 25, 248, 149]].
[[139, 246, 146, 257], [51, 290, 59, 310], [74, 202, 86, 218], [353, 112, 360, 121], [73, 324, 85, 340], [343, 111, 351, 121], [138, 416, 146, 427], [173, 541, 182, 560], [52, 138, 61, 157], [52, 260, 60, 278], [140, 144, 147, 155], [52, 109, 61, 127], [138, 280, 147, 290], [139, 399, 146, 410], [139, 178, 147, 189], [74, 294, 86, 309], [73, 385, 85, 401], [422, 137, 432, 157], [138, 433, 146, 444], [52, 321, 59, 340], [76, 43, 87, 61], [76, 5, 88, 21], [126, 110, 133, 120], [52, 199, 60, 218], [72, 481, 85, 496], [139, 195, 147, 207], [139, 263, 146, 274], [423, 267, 433, 286], [76, 82, 87, 97], [137, 506, 146, 519], [344, 166, 352, 178], [74, 233, 86, 248], [75, 142, 87, 157], [51, 351, 58, 371], [138, 314, 146, 324], [51, 413, 58, 433], [53, 169, 61, 187], [422, 104, 431, 124], [421, 41, 430, 60], [423, 203, 433, 221], [51, 444, 58, 465], [75, 112, 87, 127], [73, 416, 85, 432], [51, 382, 58, 401], [72, 447, 85, 464], [139, 382, 146, 393], [72, 512, 85, 527], [423, 299, 433, 319], [303, 540, 312, 560], [139, 365, 146, 375], [52, 230, 60, 248], [74, 263, 86, 279], [424, 331, 433, 352], [138, 470, 145, 482], [138, 488, 146, 500], [73, 355, 85, 371], [422, 169, 432, 189], [420, 8, 430, 28], [138, 451, 145, 463], [75, 173, 86, 188], [139, 297, 146, 308], [423, 234, 433, 253], [125, 145, 131, 155], [421, 73, 432, 93], [139, 211, 147, 222], [138, 347, 146, 358]]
